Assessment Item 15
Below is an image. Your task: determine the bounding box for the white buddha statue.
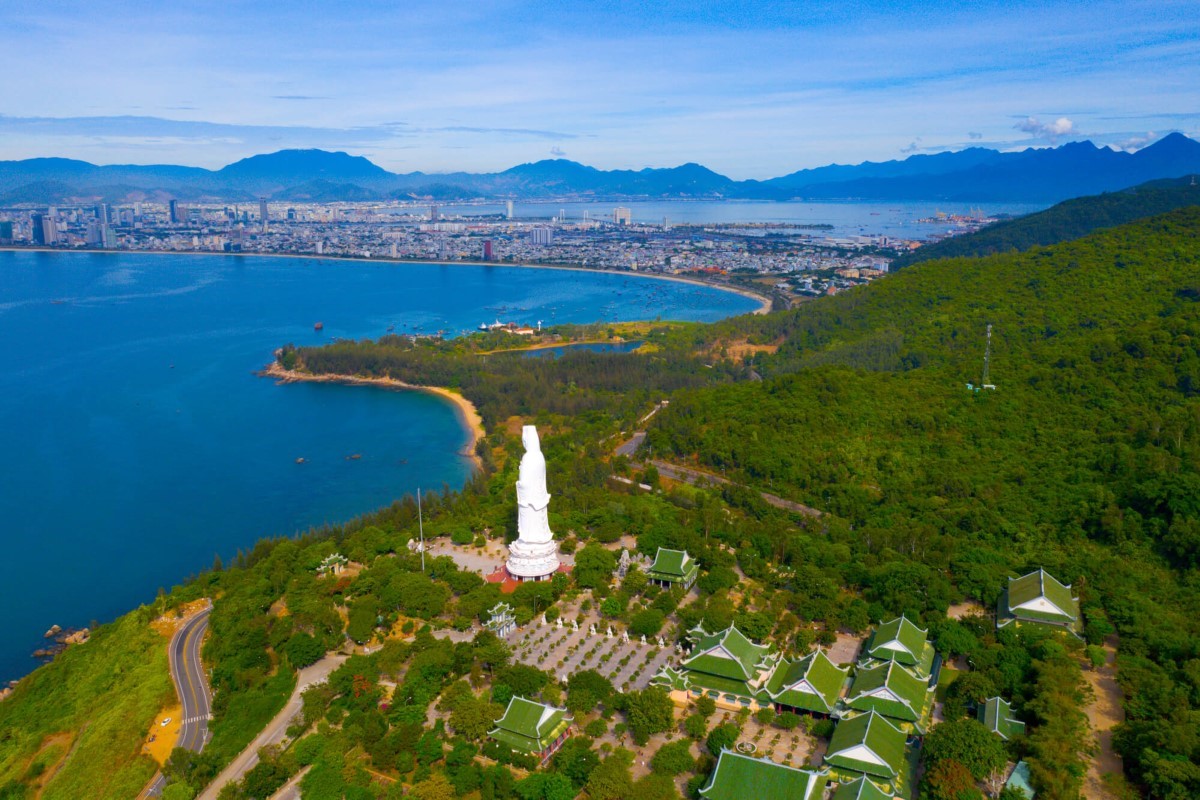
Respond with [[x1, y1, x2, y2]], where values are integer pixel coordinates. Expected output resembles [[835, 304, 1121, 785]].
[[506, 425, 561, 580]]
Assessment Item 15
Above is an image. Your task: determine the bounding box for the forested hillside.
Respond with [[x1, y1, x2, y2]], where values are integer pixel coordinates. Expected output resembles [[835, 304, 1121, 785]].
[[892, 176, 1200, 268], [649, 208, 1200, 797]]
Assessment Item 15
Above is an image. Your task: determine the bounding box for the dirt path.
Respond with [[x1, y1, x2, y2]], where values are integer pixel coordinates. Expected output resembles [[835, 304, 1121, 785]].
[[1083, 636, 1124, 799]]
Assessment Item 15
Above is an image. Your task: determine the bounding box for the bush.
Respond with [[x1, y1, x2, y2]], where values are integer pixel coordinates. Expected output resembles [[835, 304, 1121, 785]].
[[450, 528, 474, 546], [706, 723, 740, 755], [695, 696, 717, 718], [684, 714, 709, 739], [774, 711, 800, 731], [284, 633, 324, 669], [584, 719, 607, 738], [754, 708, 776, 726], [650, 739, 696, 776], [629, 609, 665, 638]]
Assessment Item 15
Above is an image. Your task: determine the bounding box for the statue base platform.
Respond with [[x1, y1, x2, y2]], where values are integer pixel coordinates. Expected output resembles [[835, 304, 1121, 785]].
[[487, 562, 572, 594]]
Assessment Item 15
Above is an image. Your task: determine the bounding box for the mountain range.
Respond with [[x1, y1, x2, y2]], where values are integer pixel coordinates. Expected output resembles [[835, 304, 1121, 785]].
[[1, 133, 1198, 205]]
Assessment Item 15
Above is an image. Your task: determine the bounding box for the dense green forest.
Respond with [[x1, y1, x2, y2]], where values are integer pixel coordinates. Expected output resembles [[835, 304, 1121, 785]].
[[890, 176, 1200, 268], [647, 208, 1200, 797], [3, 205, 1199, 800]]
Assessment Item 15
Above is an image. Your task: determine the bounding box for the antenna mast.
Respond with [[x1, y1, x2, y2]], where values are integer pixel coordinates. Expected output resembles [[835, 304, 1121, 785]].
[[981, 324, 994, 389]]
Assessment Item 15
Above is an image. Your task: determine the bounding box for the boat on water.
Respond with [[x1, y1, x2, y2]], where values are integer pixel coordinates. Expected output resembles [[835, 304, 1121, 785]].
[[314, 322, 324, 331]]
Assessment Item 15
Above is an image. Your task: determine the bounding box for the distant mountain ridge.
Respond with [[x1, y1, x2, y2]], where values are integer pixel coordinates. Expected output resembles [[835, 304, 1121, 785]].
[[0, 134, 1198, 205]]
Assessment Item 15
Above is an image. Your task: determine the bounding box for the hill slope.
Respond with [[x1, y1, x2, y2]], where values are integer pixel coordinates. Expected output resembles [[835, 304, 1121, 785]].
[[650, 209, 1200, 797], [893, 175, 1200, 267]]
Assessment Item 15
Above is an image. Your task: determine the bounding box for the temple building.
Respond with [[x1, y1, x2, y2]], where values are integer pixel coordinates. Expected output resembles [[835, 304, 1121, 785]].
[[488, 696, 573, 764], [823, 710, 909, 791], [646, 547, 699, 590], [700, 750, 828, 800], [979, 696, 1026, 740], [762, 649, 849, 716], [651, 624, 778, 710], [843, 658, 935, 732], [862, 616, 937, 678], [997, 568, 1082, 636], [504, 426, 561, 582], [831, 776, 898, 800]]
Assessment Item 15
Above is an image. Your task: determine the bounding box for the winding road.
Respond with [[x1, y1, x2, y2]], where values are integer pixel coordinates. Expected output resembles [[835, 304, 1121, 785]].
[[141, 605, 213, 798]]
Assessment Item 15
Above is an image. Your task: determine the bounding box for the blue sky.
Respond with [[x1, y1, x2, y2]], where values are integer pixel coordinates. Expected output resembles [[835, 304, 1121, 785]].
[[1, 0, 1197, 178]]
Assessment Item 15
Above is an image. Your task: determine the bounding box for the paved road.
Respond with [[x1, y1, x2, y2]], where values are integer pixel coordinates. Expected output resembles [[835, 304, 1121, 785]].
[[614, 431, 645, 458], [142, 605, 213, 798], [198, 654, 346, 800]]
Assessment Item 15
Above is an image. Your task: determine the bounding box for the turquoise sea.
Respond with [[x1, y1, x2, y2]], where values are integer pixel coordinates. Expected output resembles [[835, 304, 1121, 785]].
[[0, 251, 758, 682]]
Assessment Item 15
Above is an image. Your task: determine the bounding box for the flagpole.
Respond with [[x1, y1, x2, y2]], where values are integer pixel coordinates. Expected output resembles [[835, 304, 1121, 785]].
[[418, 487, 425, 573]]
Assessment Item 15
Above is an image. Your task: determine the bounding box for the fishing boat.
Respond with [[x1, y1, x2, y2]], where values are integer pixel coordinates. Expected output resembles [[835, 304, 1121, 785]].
[[314, 322, 324, 331]]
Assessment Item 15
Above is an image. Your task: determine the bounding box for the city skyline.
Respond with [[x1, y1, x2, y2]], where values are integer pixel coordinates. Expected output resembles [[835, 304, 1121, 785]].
[[1, 0, 1198, 178]]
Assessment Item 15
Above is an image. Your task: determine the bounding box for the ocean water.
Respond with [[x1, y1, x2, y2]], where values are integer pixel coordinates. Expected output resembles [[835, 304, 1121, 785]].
[[0, 251, 758, 682], [415, 199, 1048, 239]]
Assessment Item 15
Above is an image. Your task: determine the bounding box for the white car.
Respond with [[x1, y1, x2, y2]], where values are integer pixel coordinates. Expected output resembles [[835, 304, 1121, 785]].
[[160, 718, 172, 727]]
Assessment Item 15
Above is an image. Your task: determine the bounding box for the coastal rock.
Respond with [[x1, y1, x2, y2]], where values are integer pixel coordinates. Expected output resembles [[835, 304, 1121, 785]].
[[44, 624, 61, 638], [64, 628, 91, 645], [0, 687, 11, 703]]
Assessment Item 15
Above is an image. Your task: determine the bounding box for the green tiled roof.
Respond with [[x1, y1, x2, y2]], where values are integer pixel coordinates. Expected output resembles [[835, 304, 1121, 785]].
[[1005, 569, 1079, 624], [488, 696, 572, 754], [648, 547, 697, 579], [700, 751, 828, 800], [765, 650, 849, 713], [865, 616, 927, 666], [825, 711, 907, 780], [980, 696, 1026, 740], [684, 624, 773, 682], [831, 776, 896, 800], [846, 660, 931, 723]]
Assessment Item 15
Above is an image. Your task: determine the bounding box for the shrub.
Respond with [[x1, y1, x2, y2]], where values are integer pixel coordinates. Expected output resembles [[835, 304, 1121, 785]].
[[774, 712, 801, 731]]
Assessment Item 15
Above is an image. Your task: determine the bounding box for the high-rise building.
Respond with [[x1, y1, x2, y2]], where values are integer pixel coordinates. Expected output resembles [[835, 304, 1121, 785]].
[[505, 200, 514, 220], [528, 227, 554, 246], [0, 220, 13, 244], [86, 220, 103, 246], [613, 207, 632, 225], [430, 204, 440, 222], [482, 240, 494, 261], [30, 214, 45, 245], [259, 197, 269, 232], [168, 199, 182, 224]]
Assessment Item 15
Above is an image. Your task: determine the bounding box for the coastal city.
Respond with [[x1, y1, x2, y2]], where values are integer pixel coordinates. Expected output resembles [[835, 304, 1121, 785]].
[[0, 200, 998, 304]]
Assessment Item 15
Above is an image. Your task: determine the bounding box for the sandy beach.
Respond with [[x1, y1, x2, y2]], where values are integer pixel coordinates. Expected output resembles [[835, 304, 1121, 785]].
[[261, 362, 485, 472], [1, 246, 774, 316]]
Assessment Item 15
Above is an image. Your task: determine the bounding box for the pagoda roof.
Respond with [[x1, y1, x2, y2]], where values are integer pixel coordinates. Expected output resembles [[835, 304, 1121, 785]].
[[648, 547, 698, 578], [825, 711, 907, 780], [764, 650, 849, 713], [831, 776, 897, 800], [864, 616, 927, 666], [488, 696, 572, 754], [1005, 569, 1079, 624], [684, 624, 773, 682], [980, 696, 1026, 740], [700, 750, 828, 800], [845, 659, 931, 723]]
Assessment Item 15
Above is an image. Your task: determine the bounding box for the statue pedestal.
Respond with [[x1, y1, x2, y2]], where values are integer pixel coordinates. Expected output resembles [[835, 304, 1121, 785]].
[[506, 538, 560, 581]]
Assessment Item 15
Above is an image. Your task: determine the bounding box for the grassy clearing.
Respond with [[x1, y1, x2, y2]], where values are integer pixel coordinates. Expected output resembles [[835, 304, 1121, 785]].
[[0, 607, 172, 799]]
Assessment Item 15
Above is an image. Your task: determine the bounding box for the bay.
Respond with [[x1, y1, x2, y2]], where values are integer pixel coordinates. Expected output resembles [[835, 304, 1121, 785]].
[[0, 251, 758, 682], [416, 199, 1048, 239]]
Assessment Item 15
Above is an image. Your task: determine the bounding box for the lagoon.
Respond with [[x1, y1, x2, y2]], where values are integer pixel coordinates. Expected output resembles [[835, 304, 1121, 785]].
[[0, 251, 758, 682]]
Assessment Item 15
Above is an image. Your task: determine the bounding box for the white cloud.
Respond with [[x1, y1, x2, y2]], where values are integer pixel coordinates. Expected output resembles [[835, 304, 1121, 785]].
[[1112, 131, 1158, 151], [1015, 115, 1078, 142]]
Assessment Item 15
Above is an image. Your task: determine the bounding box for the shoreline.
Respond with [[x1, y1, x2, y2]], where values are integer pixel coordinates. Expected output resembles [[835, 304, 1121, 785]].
[[0, 246, 774, 316], [261, 362, 485, 472]]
